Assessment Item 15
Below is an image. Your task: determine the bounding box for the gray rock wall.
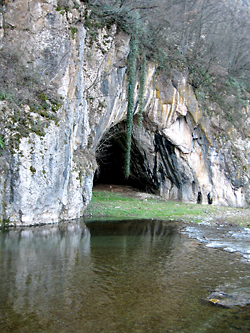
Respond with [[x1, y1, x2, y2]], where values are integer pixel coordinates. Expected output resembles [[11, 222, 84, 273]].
[[0, 0, 95, 225], [0, 0, 249, 225]]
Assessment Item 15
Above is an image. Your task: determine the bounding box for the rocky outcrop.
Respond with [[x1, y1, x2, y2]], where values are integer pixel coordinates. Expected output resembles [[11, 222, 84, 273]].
[[132, 72, 250, 207], [0, 0, 95, 225], [0, 0, 249, 225]]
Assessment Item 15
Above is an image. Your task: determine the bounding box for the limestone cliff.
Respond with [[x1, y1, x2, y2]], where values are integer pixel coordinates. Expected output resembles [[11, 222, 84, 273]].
[[0, 0, 249, 225]]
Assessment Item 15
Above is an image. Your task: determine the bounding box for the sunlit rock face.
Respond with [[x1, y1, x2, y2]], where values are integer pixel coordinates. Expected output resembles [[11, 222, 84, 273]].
[[0, 0, 249, 225], [0, 0, 95, 225]]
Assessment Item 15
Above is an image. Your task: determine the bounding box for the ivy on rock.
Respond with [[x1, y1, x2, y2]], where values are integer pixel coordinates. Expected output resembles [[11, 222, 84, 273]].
[[125, 36, 147, 178]]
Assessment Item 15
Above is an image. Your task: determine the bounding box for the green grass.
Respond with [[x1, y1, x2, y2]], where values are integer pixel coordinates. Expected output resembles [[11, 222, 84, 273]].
[[83, 190, 249, 225]]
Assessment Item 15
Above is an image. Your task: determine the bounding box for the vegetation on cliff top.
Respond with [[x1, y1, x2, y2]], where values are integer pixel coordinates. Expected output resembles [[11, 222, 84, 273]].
[[83, 0, 250, 134]]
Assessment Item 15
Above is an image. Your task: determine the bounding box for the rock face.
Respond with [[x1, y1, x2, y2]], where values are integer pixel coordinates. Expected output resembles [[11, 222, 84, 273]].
[[0, 0, 95, 225], [0, 0, 250, 225]]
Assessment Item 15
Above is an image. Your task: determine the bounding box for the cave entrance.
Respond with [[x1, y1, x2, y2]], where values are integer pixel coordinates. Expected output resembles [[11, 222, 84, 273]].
[[94, 123, 158, 194]]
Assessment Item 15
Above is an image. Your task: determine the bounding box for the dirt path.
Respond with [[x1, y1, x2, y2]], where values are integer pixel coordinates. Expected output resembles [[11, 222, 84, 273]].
[[93, 184, 159, 199]]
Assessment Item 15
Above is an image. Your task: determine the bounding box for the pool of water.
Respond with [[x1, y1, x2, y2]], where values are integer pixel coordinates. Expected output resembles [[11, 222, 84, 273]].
[[0, 219, 249, 332]]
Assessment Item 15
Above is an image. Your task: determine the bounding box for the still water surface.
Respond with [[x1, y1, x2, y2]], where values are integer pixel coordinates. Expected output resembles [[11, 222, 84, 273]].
[[0, 219, 249, 332]]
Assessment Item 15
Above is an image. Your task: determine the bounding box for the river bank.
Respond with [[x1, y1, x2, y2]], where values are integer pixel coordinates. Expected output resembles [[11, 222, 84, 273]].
[[84, 185, 250, 227]]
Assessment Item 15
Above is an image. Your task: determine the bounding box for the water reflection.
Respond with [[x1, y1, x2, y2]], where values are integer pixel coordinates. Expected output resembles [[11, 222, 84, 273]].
[[0, 220, 249, 332], [0, 223, 91, 319]]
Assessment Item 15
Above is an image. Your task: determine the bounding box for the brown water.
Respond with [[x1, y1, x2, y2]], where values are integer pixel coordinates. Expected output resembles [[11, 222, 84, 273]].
[[0, 219, 249, 332]]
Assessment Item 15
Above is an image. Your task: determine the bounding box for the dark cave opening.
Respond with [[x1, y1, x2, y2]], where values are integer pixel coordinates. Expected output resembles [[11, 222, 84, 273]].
[[94, 124, 158, 193]]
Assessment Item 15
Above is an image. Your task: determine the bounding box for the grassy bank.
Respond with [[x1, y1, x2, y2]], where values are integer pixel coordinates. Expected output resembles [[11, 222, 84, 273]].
[[84, 190, 250, 226]]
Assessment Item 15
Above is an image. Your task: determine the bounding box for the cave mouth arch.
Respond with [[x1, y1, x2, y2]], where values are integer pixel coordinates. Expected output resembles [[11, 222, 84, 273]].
[[93, 123, 158, 194]]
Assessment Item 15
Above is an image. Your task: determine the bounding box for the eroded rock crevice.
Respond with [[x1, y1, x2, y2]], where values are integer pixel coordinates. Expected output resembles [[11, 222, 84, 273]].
[[94, 121, 210, 204], [94, 123, 159, 193]]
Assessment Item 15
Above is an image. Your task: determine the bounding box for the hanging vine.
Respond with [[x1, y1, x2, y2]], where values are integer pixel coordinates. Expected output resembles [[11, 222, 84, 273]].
[[138, 53, 146, 129], [125, 35, 138, 178]]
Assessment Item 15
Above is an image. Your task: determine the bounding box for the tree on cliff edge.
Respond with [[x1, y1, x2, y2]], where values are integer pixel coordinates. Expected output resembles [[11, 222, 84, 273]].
[[86, 0, 250, 124]]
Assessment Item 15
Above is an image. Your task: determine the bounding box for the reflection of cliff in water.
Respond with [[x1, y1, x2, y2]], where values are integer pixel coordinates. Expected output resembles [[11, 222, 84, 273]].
[[0, 223, 91, 318], [0, 220, 179, 319], [86, 220, 181, 286], [87, 219, 180, 255], [1, 220, 249, 332], [87, 219, 176, 237]]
